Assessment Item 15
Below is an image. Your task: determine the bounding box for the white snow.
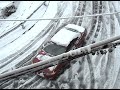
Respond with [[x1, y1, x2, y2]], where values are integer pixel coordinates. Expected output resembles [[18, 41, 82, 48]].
[[0, 1, 44, 37], [37, 54, 57, 71], [0, 2, 47, 49], [37, 54, 51, 61], [37, 72, 44, 77], [0, 1, 120, 89], [0, 1, 13, 9], [0, 1, 58, 73], [51, 28, 79, 47], [0, 1, 58, 61]]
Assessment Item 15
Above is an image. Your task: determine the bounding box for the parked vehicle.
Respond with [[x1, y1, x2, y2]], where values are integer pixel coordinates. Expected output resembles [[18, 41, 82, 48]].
[[0, 1, 16, 18], [32, 24, 87, 80]]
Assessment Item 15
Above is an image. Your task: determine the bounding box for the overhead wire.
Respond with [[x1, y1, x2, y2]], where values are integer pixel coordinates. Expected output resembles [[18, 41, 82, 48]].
[[0, 11, 120, 21]]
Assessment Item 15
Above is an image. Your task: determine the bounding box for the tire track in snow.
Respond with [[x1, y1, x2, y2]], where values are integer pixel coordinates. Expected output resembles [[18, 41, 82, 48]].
[[92, 1, 110, 89], [77, 1, 86, 26], [0, 2, 50, 69], [91, 1, 103, 43], [85, 1, 99, 41], [78, 1, 103, 89], [103, 1, 118, 89], [0, 2, 49, 50], [111, 2, 120, 26], [20, 2, 69, 88], [0, 2, 68, 89], [75, 1, 101, 89], [113, 67, 120, 89], [1, 1, 120, 89], [70, 1, 81, 24], [15, 1, 67, 68], [0, 1, 46, 39], [58, 2, 87, 86], [71, 1, 86, 25], [86, 55, 95, 89], [57, 2, 87, 87], [15, 1, 81, 87]]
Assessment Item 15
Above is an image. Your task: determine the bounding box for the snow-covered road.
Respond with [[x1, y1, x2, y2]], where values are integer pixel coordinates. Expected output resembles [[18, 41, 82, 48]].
[[0, 1, 120, 89]]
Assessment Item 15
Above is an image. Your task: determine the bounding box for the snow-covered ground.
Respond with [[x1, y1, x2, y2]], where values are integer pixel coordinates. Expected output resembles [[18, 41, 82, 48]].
[[0, 1, 120, 89]]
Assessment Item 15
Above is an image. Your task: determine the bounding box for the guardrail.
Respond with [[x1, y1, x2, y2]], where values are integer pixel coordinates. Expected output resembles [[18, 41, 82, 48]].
[[0, 34, 120, 81]]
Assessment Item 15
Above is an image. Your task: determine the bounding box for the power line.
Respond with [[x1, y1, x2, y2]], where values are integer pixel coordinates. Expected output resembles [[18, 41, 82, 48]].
[[0, 11, 120, 21]]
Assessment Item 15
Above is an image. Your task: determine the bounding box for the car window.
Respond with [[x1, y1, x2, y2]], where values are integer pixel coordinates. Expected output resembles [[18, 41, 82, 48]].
[[43, 42, 66, 56], [65, 27, 79, 33]]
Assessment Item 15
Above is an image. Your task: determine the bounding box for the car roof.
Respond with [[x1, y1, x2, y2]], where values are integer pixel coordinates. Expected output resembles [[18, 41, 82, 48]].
[[65, 24, 85, 32], [51, 28, 80, 47]]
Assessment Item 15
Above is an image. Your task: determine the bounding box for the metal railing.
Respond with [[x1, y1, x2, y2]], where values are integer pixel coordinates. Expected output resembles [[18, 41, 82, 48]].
[[0, 34, 120, 81]]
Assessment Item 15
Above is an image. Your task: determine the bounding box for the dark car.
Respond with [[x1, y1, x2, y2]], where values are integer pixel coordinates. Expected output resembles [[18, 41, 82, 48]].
[[32, 24, 87, 80], [0, 1, 16, 18]]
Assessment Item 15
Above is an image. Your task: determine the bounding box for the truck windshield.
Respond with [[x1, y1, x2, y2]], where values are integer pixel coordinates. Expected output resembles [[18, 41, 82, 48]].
[[44, 43, 66, 56]]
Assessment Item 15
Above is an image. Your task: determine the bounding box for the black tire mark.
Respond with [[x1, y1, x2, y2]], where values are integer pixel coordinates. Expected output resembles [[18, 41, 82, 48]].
[[0, 2, 46, 39], [86, 54, 95, 89]]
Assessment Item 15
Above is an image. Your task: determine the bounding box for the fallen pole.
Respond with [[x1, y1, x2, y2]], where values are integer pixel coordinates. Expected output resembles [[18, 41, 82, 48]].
[[0, 35, 120, 81]]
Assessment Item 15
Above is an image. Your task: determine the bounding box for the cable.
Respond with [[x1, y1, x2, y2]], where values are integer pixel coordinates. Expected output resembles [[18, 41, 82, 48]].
[[0, 11, 120, 21]]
